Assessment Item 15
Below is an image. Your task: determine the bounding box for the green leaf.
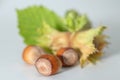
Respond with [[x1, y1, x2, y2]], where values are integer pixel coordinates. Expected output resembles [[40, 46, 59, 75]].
[[65, 10, 91, 32], [17, 6, 65, 48]]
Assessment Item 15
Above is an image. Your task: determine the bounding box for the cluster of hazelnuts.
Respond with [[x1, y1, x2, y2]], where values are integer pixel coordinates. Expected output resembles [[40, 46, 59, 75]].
[[23, 45, 80, 76]]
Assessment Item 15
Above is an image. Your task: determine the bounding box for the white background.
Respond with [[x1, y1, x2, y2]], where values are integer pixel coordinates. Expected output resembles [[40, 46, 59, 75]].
[[0, 0, 120, 80]]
